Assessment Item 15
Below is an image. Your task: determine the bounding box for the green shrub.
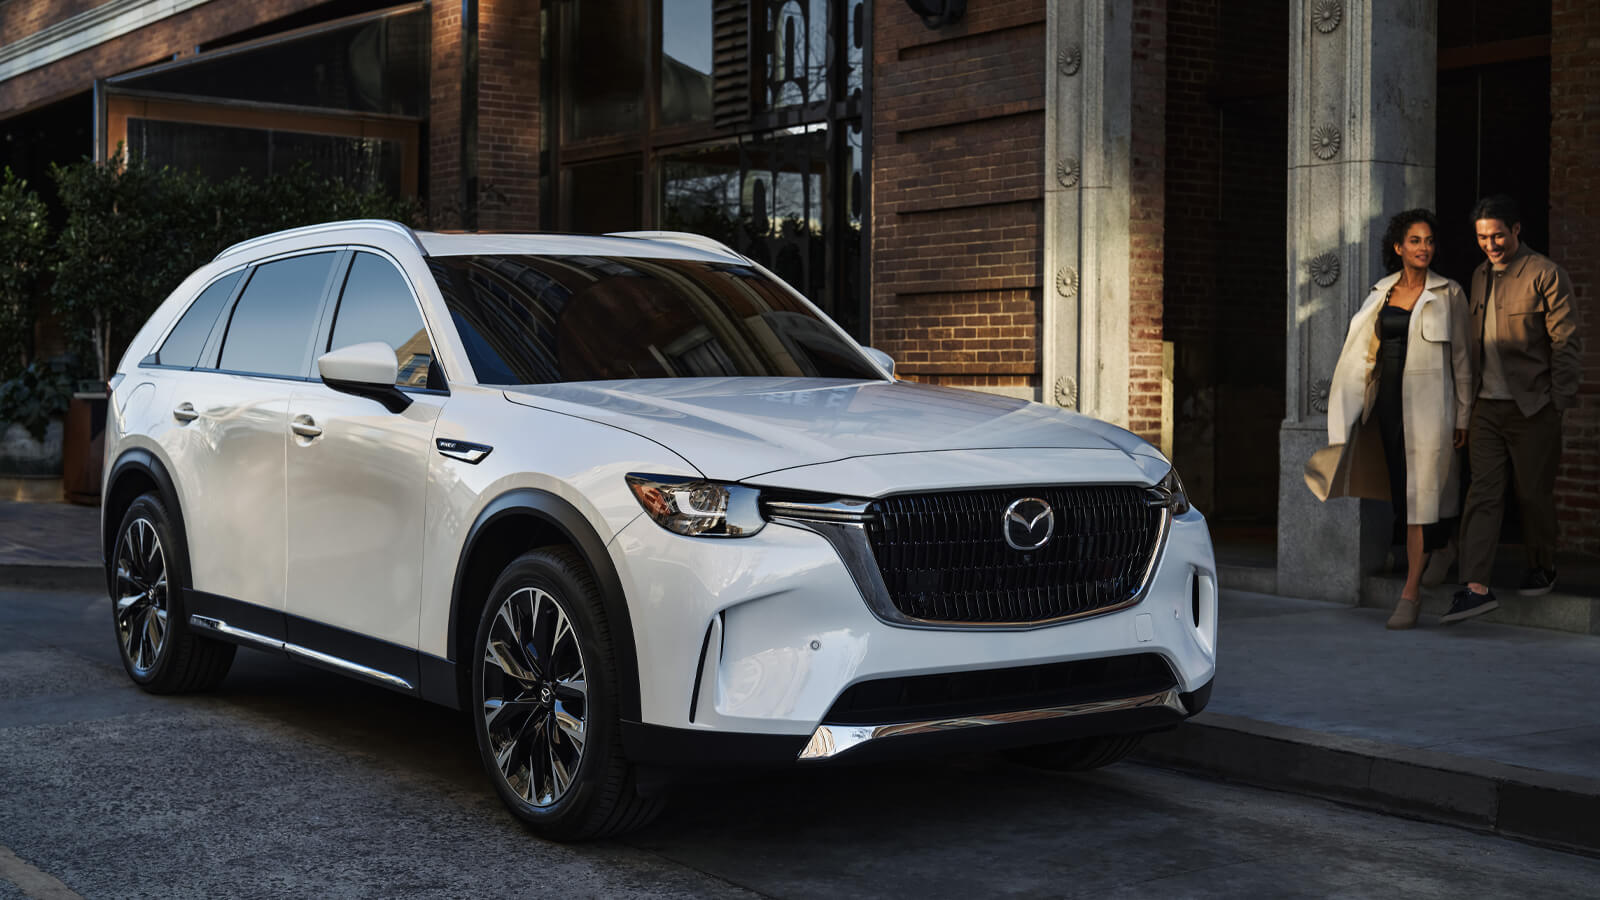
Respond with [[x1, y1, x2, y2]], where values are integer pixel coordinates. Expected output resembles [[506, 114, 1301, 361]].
[[0, 169, 51, 380], [50, 149, 420, 383], [0, 357, 74, 441]]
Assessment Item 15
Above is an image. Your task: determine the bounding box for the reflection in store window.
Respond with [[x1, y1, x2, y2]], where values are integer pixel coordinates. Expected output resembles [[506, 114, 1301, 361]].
[[766, 0, 828, 110], [661, 0, 714, 125]]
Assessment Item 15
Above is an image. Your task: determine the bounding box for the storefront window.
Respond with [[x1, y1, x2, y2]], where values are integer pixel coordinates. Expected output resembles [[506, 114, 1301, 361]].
[[564, 0, 645, 140], [567, 156, 643, 234]]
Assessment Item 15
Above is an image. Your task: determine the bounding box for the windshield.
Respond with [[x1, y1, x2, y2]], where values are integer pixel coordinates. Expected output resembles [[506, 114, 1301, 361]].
[[428, 255, 882, 384]]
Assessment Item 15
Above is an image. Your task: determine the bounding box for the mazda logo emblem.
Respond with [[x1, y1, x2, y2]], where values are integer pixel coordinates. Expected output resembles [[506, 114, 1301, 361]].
[[1004, 497, 1054, 551]]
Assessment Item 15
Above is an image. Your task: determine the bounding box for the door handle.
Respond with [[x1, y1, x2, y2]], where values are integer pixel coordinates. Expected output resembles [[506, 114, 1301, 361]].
[[173, 403, 199, 423], [291, 415, 323, 439]]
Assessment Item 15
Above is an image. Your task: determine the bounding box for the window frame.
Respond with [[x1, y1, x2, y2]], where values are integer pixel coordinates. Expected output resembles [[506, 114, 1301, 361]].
[[313, 247, 451, 395], [207, 248, 348, 382], [140, 264, 251, 371]]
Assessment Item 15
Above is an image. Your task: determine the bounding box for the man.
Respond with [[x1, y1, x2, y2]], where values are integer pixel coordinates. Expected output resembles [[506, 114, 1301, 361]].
[[1442, 195, 1582, 623]]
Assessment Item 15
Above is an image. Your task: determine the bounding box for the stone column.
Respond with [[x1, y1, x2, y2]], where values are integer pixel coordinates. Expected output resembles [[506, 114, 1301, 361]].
[[1278, 0, 1436, 602], [1044, 1, 1133, 425]]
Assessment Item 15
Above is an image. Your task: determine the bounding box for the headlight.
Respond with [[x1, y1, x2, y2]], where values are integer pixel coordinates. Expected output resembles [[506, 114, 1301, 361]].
[[1156, 466, 1191, 516], [625, 474, 765, 537]]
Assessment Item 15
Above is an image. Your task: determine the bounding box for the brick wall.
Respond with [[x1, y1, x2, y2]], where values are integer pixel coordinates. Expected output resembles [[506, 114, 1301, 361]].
[[1550, 0, 1600, 555], [0, 0, 106, 47], [871, 0, 1045, 391], [429, 0, 539, 231], [429, 1, 463, 227], [474, 0, 539, 232], [0, 0, 330, 115], [1127, 0, 1166, 441]]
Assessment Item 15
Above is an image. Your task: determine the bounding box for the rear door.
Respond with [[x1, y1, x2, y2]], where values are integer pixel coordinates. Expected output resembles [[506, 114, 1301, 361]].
[[167, 251, 343, 619], [284, 250, 445, 658]]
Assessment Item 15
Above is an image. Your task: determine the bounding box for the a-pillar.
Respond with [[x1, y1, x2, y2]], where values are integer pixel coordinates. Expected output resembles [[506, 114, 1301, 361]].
[[1277, 0, 1436, 602]]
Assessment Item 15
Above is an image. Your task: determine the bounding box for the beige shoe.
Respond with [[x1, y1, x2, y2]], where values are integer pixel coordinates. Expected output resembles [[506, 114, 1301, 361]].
[[1387, 595, 1421, 630]]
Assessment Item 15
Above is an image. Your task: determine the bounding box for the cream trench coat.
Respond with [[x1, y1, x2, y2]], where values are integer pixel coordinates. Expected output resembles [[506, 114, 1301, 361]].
[[1309, 270, 1473, 524]]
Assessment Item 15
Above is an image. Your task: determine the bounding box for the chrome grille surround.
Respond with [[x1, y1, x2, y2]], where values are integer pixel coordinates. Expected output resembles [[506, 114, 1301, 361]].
[[765, 484, 1171, 630]]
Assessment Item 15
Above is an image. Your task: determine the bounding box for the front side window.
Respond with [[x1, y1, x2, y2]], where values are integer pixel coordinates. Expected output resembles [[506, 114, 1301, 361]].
[[429, 254, 880, 385], [327, 252, 437, 388], [155, 270, 243, 367], [217, 252, 338, 377]]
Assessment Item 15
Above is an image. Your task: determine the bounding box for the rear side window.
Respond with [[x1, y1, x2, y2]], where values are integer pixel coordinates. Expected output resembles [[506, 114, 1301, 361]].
[[327, 252, 437, 388], [155, 270, 242, 367], [217, 253, 338, 377]]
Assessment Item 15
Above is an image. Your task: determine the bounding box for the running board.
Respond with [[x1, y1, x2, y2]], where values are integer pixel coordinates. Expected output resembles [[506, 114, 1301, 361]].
[[189, 615, 415, 692], [797, 687, 1188, 760]]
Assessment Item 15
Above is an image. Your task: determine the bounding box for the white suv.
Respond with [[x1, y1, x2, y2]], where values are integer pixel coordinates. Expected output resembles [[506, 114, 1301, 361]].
[[103, 220, 1217, 839]]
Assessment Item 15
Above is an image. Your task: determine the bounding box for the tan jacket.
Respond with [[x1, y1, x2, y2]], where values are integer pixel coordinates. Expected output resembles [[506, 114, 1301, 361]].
[[1468, 245, 1582, 414], [1305, 271, 1472, 524]]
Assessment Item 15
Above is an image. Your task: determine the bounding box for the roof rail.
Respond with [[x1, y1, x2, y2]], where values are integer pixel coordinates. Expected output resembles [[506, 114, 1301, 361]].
[[605, 230, 746, 261], [214, 219, 427, 262]]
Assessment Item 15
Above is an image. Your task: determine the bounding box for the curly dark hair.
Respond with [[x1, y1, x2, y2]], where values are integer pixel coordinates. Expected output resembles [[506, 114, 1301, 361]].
[[1381, 208, 1440, 274]]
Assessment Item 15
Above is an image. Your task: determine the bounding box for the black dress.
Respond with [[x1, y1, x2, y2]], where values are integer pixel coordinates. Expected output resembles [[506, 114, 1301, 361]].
[[1374, 303, 1411, 541]]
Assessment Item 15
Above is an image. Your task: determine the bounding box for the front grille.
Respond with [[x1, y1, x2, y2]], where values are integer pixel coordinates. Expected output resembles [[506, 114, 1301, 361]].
[[863, 485, 1164, 624], [823, 653, 1176, 724]]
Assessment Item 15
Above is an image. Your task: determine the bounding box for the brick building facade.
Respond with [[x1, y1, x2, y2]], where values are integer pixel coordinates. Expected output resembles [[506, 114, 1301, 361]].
[[1, 0, 1596, 564]]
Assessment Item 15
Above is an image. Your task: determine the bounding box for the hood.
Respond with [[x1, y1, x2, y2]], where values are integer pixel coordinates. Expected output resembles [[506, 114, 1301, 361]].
[[502, 378, 1164, 482]]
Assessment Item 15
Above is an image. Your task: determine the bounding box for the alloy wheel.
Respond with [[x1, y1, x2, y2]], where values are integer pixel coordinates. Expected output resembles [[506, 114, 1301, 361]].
[[114, 517, 169, 676], [480, 587, 589, 808]]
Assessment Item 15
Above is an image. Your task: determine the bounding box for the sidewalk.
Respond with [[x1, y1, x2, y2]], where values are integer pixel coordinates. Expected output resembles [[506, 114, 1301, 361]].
[[0, 498, 102, 589], [1139, 589, 1600, 855]]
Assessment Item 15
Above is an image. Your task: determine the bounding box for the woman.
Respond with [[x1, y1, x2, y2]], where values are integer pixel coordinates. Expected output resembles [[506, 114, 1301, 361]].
[[1308, 209, 1473, 629]]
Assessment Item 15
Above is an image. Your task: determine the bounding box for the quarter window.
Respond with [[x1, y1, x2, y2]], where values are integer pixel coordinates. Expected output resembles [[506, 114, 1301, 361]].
[[328, 252, 437, 388], [155, 270, 243, 367], [217, 252, 338, 377]]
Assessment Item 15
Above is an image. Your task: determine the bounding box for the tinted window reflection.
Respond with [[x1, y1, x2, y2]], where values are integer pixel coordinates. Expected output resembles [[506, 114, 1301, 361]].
[[157, 270, 242, 367], [218, 253, 338, 377], [328, 253, 435, 388], [661, 0, 713, 126], [565, 0, 643, 138], [428, 255, 879, 385]]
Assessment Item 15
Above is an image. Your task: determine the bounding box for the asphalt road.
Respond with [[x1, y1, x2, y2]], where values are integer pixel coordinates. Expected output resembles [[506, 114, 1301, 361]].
[[3, 585, 1599, 899]]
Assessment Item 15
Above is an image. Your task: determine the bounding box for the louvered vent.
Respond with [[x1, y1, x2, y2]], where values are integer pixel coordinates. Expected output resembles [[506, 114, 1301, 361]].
[[712, 0, 751, 129]]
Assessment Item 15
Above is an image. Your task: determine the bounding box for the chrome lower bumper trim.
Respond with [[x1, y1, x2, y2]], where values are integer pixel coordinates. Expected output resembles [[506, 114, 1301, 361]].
[[189, 615, 415, 692], [797, 687, 1186, 760]]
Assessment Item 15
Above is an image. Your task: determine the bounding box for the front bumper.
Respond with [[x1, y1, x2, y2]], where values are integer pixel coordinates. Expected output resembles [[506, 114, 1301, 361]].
[[607, 502, 1218, 751]]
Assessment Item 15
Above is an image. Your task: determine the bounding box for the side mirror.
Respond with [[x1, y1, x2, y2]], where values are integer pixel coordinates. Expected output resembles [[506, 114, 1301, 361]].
[[317, 342, 411, 413], [862, 346, 896, 378]]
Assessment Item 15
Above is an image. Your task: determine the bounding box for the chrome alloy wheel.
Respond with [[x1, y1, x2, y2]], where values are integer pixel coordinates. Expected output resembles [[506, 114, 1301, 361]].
[[114, 517, 169, 677], [481, 587, 589, 808]]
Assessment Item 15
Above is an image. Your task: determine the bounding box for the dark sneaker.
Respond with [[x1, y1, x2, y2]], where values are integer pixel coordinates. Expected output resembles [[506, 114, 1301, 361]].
[[1441, 588, 1499, 624], [1518, 568, 1557, 597]]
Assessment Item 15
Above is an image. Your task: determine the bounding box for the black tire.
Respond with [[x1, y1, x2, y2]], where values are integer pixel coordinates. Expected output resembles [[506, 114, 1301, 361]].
[[470, 547, 661, 841], [110, 492, 235, 693], [1006, 734, 1143, 772]]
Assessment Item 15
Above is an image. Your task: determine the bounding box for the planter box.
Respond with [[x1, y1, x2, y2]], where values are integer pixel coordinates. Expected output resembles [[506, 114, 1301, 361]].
[[62, 392, 107, 506]]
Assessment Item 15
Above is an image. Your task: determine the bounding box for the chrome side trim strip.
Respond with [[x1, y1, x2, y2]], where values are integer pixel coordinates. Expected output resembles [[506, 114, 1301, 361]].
[[798, 687, 1186, 761], [764, 498, 875, 523], [188, 615, 415, 692], [189, 615, 281, 651], [283, 643, 415, 692]]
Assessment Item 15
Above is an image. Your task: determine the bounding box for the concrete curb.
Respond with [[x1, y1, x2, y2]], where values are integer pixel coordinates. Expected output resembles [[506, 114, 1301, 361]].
[[0, 563, 104, 592], [1136, 712, 1600, 857]]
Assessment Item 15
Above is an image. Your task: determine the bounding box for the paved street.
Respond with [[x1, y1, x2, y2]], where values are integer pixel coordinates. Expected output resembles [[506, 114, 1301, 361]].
[[3, 585, 1599, 899]]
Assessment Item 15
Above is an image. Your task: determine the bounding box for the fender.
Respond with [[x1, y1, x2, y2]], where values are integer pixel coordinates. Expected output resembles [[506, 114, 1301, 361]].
[[447, 488, 642, 722], [104, 448, 189, 598]]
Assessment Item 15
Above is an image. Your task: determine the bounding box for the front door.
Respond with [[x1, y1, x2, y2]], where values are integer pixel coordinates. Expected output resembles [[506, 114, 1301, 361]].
[[284, 250, 444, 656]]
